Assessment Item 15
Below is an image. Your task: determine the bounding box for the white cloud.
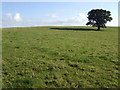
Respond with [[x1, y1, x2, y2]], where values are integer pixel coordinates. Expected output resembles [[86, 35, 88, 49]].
[[2, 13, 88, 27], [5, 13, 22, 22], [35, 13, 87, 26], [51, 13, 87, 26], [46, 14, 59, 18], [2, 12, 117, 28], [14, 13, 22, 22], [6, 13, 13, 20]]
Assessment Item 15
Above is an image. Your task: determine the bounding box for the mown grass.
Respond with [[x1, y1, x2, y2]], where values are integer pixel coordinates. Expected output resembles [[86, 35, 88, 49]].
[[2, 26, 119, 88]]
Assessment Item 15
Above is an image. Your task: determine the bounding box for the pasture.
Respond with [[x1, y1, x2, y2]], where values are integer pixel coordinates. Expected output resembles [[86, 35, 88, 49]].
[[2, 26, 118, 88]]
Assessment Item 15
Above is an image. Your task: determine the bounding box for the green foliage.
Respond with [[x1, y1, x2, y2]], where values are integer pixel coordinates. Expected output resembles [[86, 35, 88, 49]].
[[2, 26, 118, 88], [86, 9, 112, 30]]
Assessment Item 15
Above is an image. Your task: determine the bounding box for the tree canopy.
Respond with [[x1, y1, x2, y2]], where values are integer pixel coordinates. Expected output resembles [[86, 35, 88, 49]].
[[86, 9, 112, 30]]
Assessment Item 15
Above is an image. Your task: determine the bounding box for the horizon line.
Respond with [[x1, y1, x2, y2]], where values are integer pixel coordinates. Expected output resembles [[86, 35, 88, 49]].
[[1, 25, 118, 29]]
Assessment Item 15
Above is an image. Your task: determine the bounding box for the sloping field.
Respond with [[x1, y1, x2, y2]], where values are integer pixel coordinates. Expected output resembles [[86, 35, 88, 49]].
[[2, 26, 118, 88]]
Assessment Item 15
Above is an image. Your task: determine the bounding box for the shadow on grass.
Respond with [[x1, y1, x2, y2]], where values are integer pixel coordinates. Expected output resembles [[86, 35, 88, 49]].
[[50, 28, 104, 31]]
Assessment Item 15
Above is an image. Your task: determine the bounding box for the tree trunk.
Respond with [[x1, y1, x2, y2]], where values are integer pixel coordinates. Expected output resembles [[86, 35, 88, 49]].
[[97, 26, 100, 30]]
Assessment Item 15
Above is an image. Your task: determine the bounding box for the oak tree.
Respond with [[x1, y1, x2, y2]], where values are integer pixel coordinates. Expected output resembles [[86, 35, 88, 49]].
[[86, 9, 112, 30]]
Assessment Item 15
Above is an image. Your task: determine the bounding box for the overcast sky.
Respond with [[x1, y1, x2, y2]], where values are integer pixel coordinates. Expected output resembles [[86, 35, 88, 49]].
[[1, 2, 118, 27]]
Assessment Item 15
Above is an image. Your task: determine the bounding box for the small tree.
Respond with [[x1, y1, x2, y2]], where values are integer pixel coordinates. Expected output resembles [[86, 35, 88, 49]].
[[86, 9, 112, 30]]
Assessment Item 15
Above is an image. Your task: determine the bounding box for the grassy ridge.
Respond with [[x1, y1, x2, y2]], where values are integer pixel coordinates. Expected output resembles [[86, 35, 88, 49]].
[[2, 26, 118, 88]]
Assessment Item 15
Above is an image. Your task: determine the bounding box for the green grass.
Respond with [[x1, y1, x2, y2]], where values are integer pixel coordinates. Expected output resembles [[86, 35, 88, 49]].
[[2, 26, 118, 88]]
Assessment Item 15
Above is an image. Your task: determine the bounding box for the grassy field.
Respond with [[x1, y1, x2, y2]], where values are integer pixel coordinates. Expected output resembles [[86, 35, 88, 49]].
[[2, 26, 118, 88]]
